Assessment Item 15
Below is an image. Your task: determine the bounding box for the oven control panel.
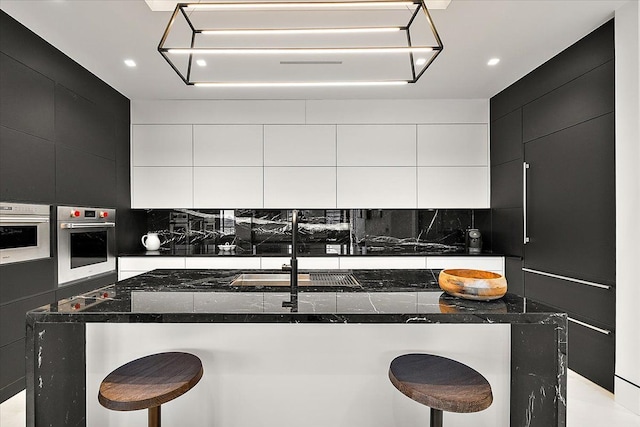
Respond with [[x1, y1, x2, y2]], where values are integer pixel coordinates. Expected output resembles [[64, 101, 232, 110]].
[[59, 206, 116, 222]]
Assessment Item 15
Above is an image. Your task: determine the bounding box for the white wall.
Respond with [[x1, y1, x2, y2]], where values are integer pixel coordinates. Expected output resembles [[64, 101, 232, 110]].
[[87, 323, 510, 427], [615, 0, 640, 415], [130, 99, 489, 209]]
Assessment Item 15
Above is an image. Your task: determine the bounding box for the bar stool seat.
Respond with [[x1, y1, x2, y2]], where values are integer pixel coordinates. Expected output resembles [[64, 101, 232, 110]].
[[389, 353, 492, 427], [99, 352, 203, 427]]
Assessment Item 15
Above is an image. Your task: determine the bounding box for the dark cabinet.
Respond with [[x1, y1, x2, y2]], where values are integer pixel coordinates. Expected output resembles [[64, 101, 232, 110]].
[[0, 53, 55, 140], [0, 126, 55, 203], [490, 20, 615, 391], [524, 113, 615, 285]]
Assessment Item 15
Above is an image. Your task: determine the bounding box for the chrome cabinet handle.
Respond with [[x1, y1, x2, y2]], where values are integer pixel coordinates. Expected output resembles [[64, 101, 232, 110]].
[[568, 317, 611, 335], [60, 222, 115, 229], [0, 216, 50, 223], [523, 162, 530, 244]]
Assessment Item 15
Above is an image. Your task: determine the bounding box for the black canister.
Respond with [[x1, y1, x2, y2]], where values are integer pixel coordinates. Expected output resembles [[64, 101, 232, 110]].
[[466, 229, 482, 254]]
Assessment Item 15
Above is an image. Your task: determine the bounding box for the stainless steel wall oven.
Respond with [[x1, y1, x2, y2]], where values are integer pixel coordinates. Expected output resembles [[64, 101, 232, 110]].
[[57, 206, 116, 286], [0, 202, 51, 265]]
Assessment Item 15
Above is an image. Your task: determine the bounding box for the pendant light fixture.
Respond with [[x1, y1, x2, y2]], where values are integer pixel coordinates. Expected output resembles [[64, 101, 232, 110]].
[[158, 1, 444, 87]]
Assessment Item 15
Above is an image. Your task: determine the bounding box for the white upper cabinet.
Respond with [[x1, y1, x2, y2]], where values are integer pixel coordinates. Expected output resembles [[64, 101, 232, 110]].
[[194, 167, 263, 208], [337, 167, 416, 208], [418, 167, 489, 208], [132, 125, 192, 166], [264, 125, 336, 166], [132, 167, 193, 208], [193, 125, 263, 166], [264, 167, 336, 208], [417, 124, 488, 166], [337, 125, 416, 166]]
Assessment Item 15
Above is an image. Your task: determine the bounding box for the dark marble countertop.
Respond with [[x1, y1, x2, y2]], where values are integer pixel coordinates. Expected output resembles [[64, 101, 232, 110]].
[[30, 269, 561, 324]]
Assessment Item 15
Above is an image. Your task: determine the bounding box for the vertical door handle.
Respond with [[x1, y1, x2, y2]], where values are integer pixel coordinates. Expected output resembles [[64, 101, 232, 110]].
[[523, 162, 530, 244]]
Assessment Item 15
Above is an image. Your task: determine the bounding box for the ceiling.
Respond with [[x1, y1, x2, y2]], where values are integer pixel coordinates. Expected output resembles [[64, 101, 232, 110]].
[[0, 0, 627, 100]]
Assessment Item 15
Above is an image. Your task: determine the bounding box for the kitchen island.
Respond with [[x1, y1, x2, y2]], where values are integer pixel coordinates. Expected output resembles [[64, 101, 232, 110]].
[[26, 269, 566, 427]]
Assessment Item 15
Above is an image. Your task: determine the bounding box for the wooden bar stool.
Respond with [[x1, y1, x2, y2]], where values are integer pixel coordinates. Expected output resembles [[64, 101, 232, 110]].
[[389, 353, 492, 427], [98, 352, 203, 427]]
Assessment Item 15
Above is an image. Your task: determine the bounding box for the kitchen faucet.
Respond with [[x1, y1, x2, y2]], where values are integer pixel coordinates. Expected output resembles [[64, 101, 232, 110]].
[[282, 209, 299, 311]]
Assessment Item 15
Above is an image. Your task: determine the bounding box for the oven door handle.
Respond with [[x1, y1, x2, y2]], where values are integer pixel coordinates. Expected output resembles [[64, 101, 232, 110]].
[[60, 222, 116, 229], [0, 216, 50, 223]]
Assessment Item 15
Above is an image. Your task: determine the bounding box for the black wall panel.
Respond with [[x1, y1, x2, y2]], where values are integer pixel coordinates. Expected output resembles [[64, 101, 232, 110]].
[[568, 322, 615, 392], [55, 83, 116, 160], [0, 53, 54, 140], [0, 292, 55, 347], [491, 160, 522, 209], [490, 108, 522, 166], [491, 208, 523, 257], [491, 20, 614, 120], [504, 257, 523, 296], [0, 259, 55, 305], [523, 60, 614, 143], [0, 338, 25, 402], [524, 113, 615, 284], [0, 126, 55, 203], [0, 13, 129, 122], [56, 145, 117, 207]]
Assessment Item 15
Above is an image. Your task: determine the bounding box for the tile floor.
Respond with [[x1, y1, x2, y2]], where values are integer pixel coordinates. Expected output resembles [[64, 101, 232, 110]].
[[1, 370, 639, 426]]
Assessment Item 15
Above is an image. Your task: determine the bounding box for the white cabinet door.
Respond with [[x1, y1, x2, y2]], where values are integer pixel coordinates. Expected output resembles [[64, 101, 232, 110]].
[[193, 167, 263, 208], [417, 124, 488, 166], [193, 125, 263, 166], [417, 167, 489, 208], [426, 256, 504, 275], [337, 167, 416, 208], [339, 256, 426, 269], [185, 257, 261, 269], [264, 167, 336, 208], [132, 125, 192, 166], [264, 125, 336, 166], [132, 167, 193, 208], [337, 125, 416, 166]]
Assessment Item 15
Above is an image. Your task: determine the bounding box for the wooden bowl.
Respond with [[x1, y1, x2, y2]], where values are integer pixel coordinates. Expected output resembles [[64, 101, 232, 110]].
[[438, 269, 507, 301]]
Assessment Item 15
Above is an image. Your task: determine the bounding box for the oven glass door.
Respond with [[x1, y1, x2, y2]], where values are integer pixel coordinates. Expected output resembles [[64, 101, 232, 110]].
[[0, 224, 38, 250], [70, 230, 108, 269]]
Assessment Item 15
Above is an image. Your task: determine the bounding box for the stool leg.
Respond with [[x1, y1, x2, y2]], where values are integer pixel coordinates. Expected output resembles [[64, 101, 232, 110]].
[[430, 408, 443, 427], [148, 405, 161, 427]]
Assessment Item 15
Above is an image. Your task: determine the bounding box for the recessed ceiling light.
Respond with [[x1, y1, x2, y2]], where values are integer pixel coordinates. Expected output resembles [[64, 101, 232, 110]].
[[415, 57, 427, 66], [196, 59, 207, 67], [124, 59, 136, 67], [487, 58, 500, 66]]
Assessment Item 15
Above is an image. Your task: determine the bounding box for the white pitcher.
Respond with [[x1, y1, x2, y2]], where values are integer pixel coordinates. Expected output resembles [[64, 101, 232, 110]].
[[141, 233, 161, 251]]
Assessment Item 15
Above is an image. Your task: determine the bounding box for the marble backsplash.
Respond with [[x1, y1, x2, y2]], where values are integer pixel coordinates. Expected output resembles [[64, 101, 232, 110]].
[[140, 209, 491, 255]]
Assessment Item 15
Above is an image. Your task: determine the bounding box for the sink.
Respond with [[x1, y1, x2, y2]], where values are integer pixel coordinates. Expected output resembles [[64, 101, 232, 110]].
[[230, 272, 360, 288]]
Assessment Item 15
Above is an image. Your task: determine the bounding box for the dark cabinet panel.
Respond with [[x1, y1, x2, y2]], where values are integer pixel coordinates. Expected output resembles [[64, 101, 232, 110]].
[[0, 258, 55, 305], [0, 292, 55, 347], [490, 108, 522, 166], [1, 12, 129, 122], [491, 20, 613, 120], [524, 271, 614, 329], [0, 126, 55, 203], [55, 84, 116, 160], [0, 53, 54, 140], [568, 321, 615, 392], [0, 338, 25, 401], [523, 60, 614, 143], [505, 257, 523, 296], [55, 145, 117, 207], [524, 113, 615, 285], [491, 160, 522, 209], [491, 208, 523, 257]]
